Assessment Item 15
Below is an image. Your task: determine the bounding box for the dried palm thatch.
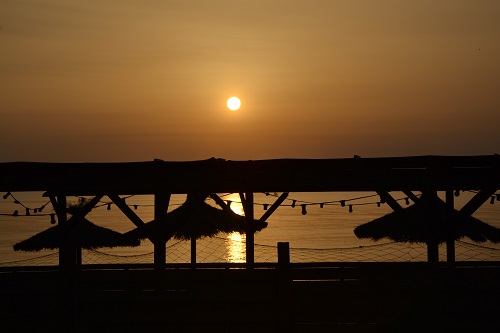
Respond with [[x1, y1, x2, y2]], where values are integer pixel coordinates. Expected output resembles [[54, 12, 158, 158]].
[[354, 195, 500, 244], [125, 197, 267, 241], [13, 202, 140, 252]]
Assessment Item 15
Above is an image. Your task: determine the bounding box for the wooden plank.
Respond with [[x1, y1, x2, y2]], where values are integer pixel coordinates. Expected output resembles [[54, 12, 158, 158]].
[[460, 189, 497, 216], [376, 191, 403, 212], [1, 155, 499, 194], [209, 193, 233, 213], [259, 192, 289, 223], [446, 190, 455, 264], [108, 194, 145, 228], [243, 192, 255, 268], [154, 193, 170, 271]]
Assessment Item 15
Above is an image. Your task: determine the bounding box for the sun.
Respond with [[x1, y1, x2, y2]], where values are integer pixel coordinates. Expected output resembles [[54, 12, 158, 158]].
[[227, 97, 241, 111]]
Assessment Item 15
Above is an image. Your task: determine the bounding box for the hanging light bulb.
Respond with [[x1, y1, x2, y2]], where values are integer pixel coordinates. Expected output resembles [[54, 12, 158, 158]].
[[405, 198, 410, 205], [134, 205, 138, 210], [291, 200, 296, 208], [107, 203, 111, 210], [348, 204, 353, 213], [301, 204, 307, 215], [454, 189, 460, 197], [490, 196, 495, 205], [25, 208, 30, 216], [50, 213, 56, 225], [263, 204, 269, 210], [319, 203, 324, 208], [3, 192, 11, 199], [12, 210, 18, 216], [340, 200, 346, 207]]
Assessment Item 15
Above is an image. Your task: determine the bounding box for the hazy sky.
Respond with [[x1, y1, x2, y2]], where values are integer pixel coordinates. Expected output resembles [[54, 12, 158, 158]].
[[1, 0, 499, 162]]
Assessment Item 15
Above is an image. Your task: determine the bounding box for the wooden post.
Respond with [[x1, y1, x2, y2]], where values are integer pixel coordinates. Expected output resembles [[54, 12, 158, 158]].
[[245, 192, 255, 268], [446, 190, 455, 264], [191, 237, 197, 266], [277, 242, 290, 269], [154, 193, 170, 271]]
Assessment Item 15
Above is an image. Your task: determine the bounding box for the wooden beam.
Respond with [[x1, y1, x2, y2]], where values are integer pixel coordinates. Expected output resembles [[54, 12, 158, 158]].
[[259, 192, 289, 223], [376, 191, 404, 212], [209, 193, 233, 213], [239, 193, 247, 210], [154, 193, 171, 271], [49, 196, 65, 219], [402, 190, 420, 204], [460, 189, 497, 216], [108, 194, 145, 228], [79, 195, 103, 217], [243, 192, 255, 268], [445, 190, 455, 264]]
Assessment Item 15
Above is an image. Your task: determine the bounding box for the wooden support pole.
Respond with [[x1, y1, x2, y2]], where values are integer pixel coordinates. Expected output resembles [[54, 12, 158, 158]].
[[154, 193, 170, 271], [402, 190, 420, 204], [108, 194, 145, 228], [209, 193, 233, 213], [446, 190, 455, 264], [277, 242, 290, 269], [259, 192, 289, 223], [460, 188, 497, 216], [425, 190, 439, 263], [376, 191, 404, 212], [244, 192, 255, 268], [191, 237, 196, 266]]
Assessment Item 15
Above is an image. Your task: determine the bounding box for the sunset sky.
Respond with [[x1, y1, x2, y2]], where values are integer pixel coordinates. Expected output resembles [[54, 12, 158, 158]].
[[1, 1, 499, 162]]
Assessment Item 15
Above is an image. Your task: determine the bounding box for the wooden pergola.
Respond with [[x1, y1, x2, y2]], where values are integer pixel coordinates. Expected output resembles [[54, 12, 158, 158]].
[[1, 155, 499, 268]]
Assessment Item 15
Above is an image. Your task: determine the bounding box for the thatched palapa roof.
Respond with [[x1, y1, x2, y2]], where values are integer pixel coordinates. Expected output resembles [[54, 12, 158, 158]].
[[354, 195, 500, 244]]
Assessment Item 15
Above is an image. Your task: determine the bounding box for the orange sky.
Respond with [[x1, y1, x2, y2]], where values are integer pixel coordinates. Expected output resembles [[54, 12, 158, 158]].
[[1, 1, 499, 162]]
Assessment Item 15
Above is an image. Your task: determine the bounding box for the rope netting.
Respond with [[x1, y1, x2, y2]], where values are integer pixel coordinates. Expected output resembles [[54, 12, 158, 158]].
[[1, 237, 499, 267]]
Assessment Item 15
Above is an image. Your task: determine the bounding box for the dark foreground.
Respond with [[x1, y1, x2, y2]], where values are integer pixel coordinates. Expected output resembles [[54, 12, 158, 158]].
[[1, 262, 499, 333]]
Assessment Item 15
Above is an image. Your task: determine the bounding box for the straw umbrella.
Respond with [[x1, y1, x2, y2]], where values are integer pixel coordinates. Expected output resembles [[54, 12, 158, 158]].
[[14, 202, 140, 266], [125, 196, 268, 263], [354, 194, 500, 262]]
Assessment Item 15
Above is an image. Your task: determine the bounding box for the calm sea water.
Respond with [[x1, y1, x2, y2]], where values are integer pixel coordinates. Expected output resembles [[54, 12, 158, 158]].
[[1, 191, 499, 265]]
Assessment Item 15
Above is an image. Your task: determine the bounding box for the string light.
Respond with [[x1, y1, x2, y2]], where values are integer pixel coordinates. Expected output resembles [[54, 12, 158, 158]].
[[319, 203, 324, 208], [12, 210, 18, 216], [301, 204, 307, 215], [263, 204, 269, 210], [25, 208, 30, 216], [490, 196, 495, 205], [377, 202, 381, 207], [496, 194, 500, 201], [454, 189, 461, 197], [404, 198, 410, 205], [50, 213, 56, 225], [340, 200, 346, 207], [134, 205, 138, 210], [107, 203, 111, 210], [348, 204, 353, 213], [291, 200, 296, 208], [226, 200, 232, 207], [3, 192, 11, 199]]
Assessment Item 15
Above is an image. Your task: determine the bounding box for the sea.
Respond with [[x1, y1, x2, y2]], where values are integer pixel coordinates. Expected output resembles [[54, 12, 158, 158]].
[[1, 191, 499, 266]]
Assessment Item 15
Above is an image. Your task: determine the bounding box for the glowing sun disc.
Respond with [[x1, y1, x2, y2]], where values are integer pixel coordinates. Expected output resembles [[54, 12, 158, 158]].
[[227, 97, 241, 110]]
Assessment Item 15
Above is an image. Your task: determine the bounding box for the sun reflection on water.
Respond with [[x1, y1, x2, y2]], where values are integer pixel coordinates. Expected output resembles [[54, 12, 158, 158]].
[[225, 232, 246, 263]]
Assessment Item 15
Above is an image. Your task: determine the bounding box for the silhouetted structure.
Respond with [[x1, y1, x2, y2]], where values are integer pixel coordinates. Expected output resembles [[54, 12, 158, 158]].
[[354, 193, 500, 262]]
